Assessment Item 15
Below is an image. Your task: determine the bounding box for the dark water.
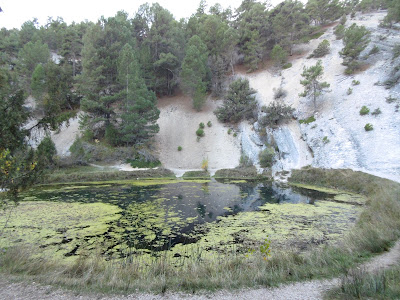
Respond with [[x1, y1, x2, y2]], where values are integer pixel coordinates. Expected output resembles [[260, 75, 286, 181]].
[[24, 180, 335, 256]]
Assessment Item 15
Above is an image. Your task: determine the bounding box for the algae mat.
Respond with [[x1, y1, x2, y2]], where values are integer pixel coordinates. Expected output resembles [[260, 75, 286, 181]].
[[0, 180, 365, 261]]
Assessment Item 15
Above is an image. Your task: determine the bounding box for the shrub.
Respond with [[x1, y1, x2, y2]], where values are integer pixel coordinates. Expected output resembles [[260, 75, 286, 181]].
[[352, 80, 360, 85], [340, 15, 347, 25], [334, 24, 345, 40], [239, 153, 253, 167], [386, 95, 397, 103], [128, 158, 161, 168], [323, 136, 330, 144], [207, 121, 212, 127], [196, 128, 205, 137], [259, 147, 275, 168], [273, 87, 287, 100], [371, 108, 382, 116], [233, 132, 237, 137], [199, 122, 205, 129], [347, 88, 353, 95], [201, 158, 208, 171], [177, 146, 182, 151], [36, 136, 57, 167], [259, 102, 294, 127], [311, 40, 330, 58], [299, 116, 316, 124], [227, 128, 232, 135], [360, 106, 370, 115], [364, 123, 373, 131], [282, 63, 292, 69]]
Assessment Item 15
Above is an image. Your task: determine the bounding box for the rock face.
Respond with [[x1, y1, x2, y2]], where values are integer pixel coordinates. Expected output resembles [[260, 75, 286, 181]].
[[243, 11, 400, 182]]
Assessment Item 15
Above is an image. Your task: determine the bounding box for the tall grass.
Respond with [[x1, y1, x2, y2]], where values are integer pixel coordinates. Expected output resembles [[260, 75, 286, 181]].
[[1, 168, 400, 294]]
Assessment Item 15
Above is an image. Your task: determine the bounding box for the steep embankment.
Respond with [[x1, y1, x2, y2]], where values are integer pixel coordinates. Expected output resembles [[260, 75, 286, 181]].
[[155, 93, 241, 176]]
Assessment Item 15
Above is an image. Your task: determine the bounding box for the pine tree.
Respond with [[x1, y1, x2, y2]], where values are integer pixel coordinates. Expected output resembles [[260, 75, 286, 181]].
[[118, 44, 160, 145], [180, 35, 210, 110], [299, 60, 330, 109], [214, 78, 257, 123], [31, 63, 46, 100]]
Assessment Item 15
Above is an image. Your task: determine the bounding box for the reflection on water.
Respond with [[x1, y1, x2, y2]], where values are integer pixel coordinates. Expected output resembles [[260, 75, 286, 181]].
[[19, 180, 336, 256]]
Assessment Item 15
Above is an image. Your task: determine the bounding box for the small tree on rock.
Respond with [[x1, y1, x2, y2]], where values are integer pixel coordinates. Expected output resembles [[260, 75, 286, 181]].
[[300, 60, 330, 110]]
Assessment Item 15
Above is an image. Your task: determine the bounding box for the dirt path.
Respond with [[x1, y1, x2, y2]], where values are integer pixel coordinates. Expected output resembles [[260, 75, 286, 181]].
[[1, 240, 399, 300]]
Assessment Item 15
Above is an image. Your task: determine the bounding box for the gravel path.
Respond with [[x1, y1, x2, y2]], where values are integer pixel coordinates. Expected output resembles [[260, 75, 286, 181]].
[[1, 241, 399, 300]]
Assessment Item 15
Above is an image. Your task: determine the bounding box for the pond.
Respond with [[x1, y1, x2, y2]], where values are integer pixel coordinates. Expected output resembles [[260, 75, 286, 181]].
[[0, 179, 365, 261]]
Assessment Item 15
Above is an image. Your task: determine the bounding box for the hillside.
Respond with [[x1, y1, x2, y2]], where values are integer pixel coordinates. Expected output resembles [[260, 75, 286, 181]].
[[151, 10, 400, 181]]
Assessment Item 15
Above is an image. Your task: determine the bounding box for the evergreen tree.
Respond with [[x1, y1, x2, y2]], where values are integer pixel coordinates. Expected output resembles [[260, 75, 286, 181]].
[[31, 63, 46, 100], [214, 78, 257, 123], [306, 0, 343, 25], [180, 35, 210, 110], [299, 60, 330, 109], [339, 23, 370, 74], [270, 44, 288, 67], [118, 44, 160, 145]]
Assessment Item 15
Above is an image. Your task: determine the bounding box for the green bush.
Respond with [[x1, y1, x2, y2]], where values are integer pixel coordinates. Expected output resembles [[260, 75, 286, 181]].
[[259, 147, 275, 168], [177, 146, 182, 151], [347, 88, 353, 95], [228, 128, 232, 135], [334, 24, 345, 40], [311, 40, 330, 58], [239, 154, 253, 167], [393, 44, 400, 60], [352, 80, 360, 85], [128, 159, 161, 168], [259, 102, 294, 127], [323, 136, 330, 144], [299, 116, 316, 124], [270, 44, 288, 67], [386, 95, 397, 103], [282, 63, 292, 69], [196, 128, 205, 137], [360, 106, 370, 115], [364, 123, 373, 131], [207, 121, 212, 127], [273, 87, 287, 99], [199, 122, 205, 129]]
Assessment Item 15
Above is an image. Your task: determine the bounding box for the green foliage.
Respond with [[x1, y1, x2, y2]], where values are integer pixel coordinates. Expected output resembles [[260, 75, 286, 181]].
[[104, 124, 120, 147], [347, 87, 353, 95], [282, 63, 292, 69], [334, 24, 346, 40], [227, 128, 232, 135], [259, 147, 275, 168], [340, 23, 370, 74], [359, 106, 370, 115], [322, 136, 330, 144], [177, 146, 182, 151], [259, 102, 295, 127], [306, 0, 343, 25], [207, 121, 212, 127], [368, 45, 379, 55], [270, 44, 288, 67], [300, 60, 331, 109], [36, 136, 57, 168], [381, 0, 400, 27], [364, 123, 373, 131], [199, 122, 205, 129], [31, 64, 46, 100], [180, 35, 210, 110], [340, 15, 347, 25], [310, 39, 330, 58], [239, 153, 253, 167], [299, 116, 316, 124], [214, 78, 257, 123], [352, 80, 360, 85], [196, 128, 205, 137], [128, 159, 161, 169], [371, 108, 382, 116], [246, 237, 271, 260], [118, 43, 160, 145]]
